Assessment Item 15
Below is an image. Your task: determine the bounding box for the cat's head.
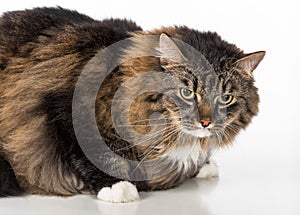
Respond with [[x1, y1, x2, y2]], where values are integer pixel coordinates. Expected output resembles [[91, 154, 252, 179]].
[[157, 34, 265, 142], [113, 31, 265, 156]]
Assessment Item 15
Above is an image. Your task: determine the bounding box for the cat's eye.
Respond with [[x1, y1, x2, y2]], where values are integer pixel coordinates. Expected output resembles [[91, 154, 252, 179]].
[[218, 95, 234, 105], [180, 88, 195, 100]]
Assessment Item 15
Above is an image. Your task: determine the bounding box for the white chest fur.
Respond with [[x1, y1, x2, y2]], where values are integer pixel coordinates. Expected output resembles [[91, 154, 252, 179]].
[[162, 138, 211, 173]]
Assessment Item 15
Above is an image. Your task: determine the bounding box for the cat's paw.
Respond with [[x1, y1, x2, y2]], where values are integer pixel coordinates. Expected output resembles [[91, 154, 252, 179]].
[[196, 160, 219, 179], [97, 181, 140, 203]]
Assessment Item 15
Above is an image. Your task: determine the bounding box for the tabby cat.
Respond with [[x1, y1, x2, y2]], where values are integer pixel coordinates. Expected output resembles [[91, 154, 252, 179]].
[[0, 7, 265, 202]]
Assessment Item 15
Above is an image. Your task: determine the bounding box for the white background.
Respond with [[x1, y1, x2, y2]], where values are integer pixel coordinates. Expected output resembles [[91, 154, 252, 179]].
[[0, 1, 300, 215]]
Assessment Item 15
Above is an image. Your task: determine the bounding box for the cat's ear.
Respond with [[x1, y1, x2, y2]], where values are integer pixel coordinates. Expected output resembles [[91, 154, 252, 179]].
[[159, 33, 187, 64], [234, 51, 266, 75]]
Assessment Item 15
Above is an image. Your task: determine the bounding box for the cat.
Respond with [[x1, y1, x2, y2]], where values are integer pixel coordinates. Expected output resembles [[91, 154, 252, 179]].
[[0, 7, 265, 202]]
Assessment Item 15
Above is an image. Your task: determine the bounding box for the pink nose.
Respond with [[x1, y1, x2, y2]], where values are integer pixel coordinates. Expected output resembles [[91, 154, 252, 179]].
[[200, 120, 211, 128]]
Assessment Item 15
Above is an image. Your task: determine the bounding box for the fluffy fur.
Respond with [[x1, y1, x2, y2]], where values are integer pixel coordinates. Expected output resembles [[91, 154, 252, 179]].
[[0, 7, 265, 199]]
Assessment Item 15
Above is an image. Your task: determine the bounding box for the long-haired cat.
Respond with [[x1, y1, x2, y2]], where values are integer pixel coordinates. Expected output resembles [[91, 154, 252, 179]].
[[0, 7, 265, 202]]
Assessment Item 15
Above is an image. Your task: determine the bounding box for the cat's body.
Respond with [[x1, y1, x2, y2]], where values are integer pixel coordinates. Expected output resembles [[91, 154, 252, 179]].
[[0, 7, 265, 202]]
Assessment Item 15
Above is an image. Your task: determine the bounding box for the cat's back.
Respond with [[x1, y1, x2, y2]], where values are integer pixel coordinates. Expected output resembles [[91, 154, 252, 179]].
[[0, 7, 141, 71], [0, 7, 93, 56]]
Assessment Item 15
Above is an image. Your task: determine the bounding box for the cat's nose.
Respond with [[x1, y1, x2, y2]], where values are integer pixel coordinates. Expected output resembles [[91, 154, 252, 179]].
[[200, 119, 211, 128]]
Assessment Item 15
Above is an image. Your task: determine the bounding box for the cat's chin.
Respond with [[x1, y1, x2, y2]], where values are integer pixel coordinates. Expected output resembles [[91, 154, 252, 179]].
[[182, 128, 211, 138]]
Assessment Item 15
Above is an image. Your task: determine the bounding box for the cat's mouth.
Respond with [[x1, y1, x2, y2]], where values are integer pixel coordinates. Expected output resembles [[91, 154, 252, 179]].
[[181, 127, 211, 138]]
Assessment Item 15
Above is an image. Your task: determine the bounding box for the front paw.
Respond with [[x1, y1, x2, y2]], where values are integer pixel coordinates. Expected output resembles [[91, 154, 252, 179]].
[[196, 160, 219, 179], [97, 181, 140, 203]]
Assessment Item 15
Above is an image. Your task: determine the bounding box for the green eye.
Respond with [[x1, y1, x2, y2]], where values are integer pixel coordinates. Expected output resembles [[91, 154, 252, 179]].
[[218, 95, 234, 105], [180, 88, 195, 100]]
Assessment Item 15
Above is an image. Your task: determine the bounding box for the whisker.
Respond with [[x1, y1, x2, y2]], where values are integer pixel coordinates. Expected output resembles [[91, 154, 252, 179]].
[[116, 116, 182, 126], [114, 126, 175, 152], [141, 126, 182, 155], [115, 121, 180, 128], [130, 126, 183, 175], [215, 131, 222, 146], [137, 126, 182, 159], [154, 127, 184, 156], [182, 135, 198, 161]]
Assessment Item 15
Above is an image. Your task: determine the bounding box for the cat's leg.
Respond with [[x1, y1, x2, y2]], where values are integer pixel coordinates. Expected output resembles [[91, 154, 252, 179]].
[[70, 156, 143, 203], [0, 155, 24, 197], [196, 160, 219, 179], [97, 181, 140, 203]]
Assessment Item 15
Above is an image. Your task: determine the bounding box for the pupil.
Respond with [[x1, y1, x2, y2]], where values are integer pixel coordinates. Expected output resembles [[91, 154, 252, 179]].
[[223, 95, 229, 100], [184, 89, 191, 96], [222, 95, 231, 103]]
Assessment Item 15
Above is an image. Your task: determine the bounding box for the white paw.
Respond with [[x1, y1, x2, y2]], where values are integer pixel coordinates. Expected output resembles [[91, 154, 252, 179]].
[[196, 160, 219, 179], [97, 181, 140, 203]]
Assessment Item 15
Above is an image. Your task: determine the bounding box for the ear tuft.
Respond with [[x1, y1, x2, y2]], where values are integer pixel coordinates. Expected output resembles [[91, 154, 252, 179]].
[[159, 33, 187, 64], [235, 51, 266, 74]]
